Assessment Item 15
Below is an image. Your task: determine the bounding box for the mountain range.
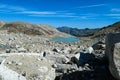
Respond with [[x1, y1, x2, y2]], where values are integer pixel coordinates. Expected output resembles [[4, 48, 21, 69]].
[[57, 26, 99, 37], [57, 21, 120, 38], [0, 20, 120, 39]]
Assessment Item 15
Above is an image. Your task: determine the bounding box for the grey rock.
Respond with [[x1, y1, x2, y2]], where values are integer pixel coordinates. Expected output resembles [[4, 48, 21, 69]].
[[6, 49, 11, 53], [52, 64, 57, 68], [55, 64, 78, 74], [85, 47, 94, 54], [92, 41, 105, 50], [16, 62, 23, 66], [105, 33, 120, 80], [0, 57, 5, 64], [17, 47, 27, 53], [53, 48, 60, 53], [61, 47, 71, 54], [72, 52, 95, 66], [46, 54, 70, 64], [15, 45, 20, 48]]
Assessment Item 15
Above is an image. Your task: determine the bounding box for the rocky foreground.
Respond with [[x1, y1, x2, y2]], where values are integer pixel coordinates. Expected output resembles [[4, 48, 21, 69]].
[[0, 21, 120, 80], [0, 30, 118, 80]]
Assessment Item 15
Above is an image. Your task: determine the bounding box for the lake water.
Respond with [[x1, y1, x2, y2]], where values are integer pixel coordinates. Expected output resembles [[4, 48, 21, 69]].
[[53, 37, 79, 42]]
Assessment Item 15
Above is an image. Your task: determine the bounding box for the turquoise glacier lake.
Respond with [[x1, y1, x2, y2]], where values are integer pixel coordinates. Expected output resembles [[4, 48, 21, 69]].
[[53, 37, 79, 42]]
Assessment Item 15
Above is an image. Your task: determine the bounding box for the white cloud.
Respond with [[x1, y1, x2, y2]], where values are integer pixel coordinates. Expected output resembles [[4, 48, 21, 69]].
[[78, 16, 96, 20], [17, 11, 57, 15], [80, 16, 87, 19], [113, 17, 120, 19], [0, 4, 101, 20], [111, 8, 120, 12], [106, 14, 120, 17], [75, 13, 99, 19], [79, 13, 100, 16], [0, 4, 26, 12], [0, 4, 7, 8], [56, 15, 78, 18], [0, 4, 77, 17], [8, 6, 26, 11], [29, 14, 78, 18], [105, 14, 120, 19], [17, 10, 78, 18], [76, 4, 106, 8]]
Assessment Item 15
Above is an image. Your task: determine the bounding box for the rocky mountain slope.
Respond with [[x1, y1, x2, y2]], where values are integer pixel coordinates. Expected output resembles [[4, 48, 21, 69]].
[[57, 26, 99, 37], [57, 21, 120, 39], [0, 21, 70, 37], [78, 21, 120, 48], [92, 21, 120, 39]]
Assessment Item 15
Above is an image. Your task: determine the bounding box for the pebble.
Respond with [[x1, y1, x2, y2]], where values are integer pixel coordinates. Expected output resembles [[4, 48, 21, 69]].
[[7, 61, 12, 65], [52, 64, 57, 68], [16, 62, 23, 66]]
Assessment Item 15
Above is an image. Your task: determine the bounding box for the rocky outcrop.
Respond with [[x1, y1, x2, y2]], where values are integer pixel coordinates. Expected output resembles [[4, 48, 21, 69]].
[[105, 33, 120, 80]]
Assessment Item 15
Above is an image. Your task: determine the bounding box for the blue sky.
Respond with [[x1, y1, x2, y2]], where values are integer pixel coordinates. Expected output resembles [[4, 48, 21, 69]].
[[0, 0, 120, 28]]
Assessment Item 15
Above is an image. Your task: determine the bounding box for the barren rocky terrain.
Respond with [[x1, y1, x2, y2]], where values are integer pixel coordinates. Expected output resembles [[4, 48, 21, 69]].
[[0, 21, 119, 80]]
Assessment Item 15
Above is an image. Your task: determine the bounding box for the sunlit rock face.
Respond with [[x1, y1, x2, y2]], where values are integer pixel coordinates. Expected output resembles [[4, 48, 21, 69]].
[[105, 33, 120, 80]]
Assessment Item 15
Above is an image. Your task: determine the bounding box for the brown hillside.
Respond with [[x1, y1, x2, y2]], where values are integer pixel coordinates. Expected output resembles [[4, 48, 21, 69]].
[[92, 21, 120, 39], [1, 22, 59, 36]]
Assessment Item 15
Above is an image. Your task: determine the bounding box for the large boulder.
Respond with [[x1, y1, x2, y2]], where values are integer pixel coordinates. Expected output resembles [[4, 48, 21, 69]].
[[55, 63, 78, 76], [86, 47, 94, 54], [0, 54, 55, 80], [105, 33, 120, 80], [92, 41, 105, 50], [72, 52, 95, 66], [46, 54, 70, 64]]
